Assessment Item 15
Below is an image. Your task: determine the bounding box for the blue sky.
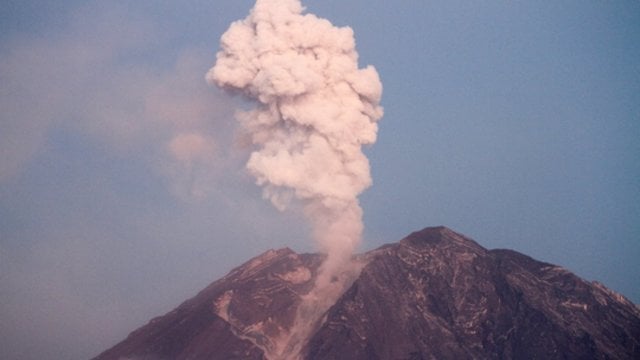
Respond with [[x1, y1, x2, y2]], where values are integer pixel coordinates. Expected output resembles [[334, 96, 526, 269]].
[[1, 1, 638, 359]]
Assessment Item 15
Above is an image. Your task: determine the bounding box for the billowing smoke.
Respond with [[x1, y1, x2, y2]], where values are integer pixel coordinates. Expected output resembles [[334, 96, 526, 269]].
[[208, 1, 382, 357], [207, 0, 382, 270]]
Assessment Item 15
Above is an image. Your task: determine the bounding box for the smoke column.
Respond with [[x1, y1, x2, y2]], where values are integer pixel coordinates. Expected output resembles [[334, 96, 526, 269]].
[[208, 0, 383, 356], [208, 0, 382, 269], [208, 1, 382, 356]]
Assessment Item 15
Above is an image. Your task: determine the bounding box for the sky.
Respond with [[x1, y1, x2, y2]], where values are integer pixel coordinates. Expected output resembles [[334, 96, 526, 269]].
[[0, 1, 638, 359]]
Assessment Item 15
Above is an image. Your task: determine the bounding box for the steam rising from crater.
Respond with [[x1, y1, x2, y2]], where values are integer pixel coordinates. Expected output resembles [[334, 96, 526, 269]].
[[207, 0, 382, 271]]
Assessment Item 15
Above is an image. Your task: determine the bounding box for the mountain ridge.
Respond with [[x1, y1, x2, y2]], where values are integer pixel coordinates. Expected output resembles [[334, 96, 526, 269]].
[[93, 226, 640, 359]]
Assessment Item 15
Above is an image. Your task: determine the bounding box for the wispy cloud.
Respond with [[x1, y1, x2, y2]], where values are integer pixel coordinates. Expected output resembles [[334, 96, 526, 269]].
[[0, 3, 234, 200], [0, 3, 284, 359]]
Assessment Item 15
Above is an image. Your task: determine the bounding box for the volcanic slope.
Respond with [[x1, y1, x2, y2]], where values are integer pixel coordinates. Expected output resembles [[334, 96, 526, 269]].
[[93, 227, 640, 360]]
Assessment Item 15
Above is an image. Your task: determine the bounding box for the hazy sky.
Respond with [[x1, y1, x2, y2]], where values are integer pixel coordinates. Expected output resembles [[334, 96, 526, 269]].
[[1, 1, 638, 359]]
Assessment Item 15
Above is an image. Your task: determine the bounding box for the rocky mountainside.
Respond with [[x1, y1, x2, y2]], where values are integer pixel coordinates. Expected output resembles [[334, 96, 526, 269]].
[[93, 227, 640, 359]]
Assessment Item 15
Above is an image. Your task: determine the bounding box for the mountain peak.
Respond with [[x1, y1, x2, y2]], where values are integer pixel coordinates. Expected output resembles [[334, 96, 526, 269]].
[[223, 246, 299, 281], [93, 227, 640, 360], [400, 226, 484, 250]]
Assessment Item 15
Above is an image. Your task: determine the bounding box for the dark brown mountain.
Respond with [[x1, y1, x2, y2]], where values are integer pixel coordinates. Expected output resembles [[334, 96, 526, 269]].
[[92, 226, 640, 360]]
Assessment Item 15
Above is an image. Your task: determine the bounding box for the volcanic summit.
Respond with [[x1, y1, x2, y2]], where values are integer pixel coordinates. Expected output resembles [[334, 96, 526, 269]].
[[93, 227, 640, 359]]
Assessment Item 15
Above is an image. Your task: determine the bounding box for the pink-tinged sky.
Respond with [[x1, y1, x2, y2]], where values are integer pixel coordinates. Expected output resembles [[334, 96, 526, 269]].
[[1, 1, 639, 359]]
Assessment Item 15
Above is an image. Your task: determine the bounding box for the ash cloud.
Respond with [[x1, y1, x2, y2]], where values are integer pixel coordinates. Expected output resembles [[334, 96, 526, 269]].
[[208, 2, 383, 357], [207, 0, 383, 271]]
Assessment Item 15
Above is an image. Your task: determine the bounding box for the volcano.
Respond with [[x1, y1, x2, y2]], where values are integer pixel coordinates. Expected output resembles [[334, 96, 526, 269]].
[[92, 227, 640, 359]]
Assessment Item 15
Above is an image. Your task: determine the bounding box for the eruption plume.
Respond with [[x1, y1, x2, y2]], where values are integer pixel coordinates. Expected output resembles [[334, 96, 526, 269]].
[[208, 0, 382, 268], [207, 1, 382, 356]]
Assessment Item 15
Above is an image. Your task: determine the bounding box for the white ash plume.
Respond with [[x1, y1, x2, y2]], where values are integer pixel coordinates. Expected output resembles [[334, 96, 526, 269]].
[[208, 0, 382, 273], [207, 0, 382, 357]]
